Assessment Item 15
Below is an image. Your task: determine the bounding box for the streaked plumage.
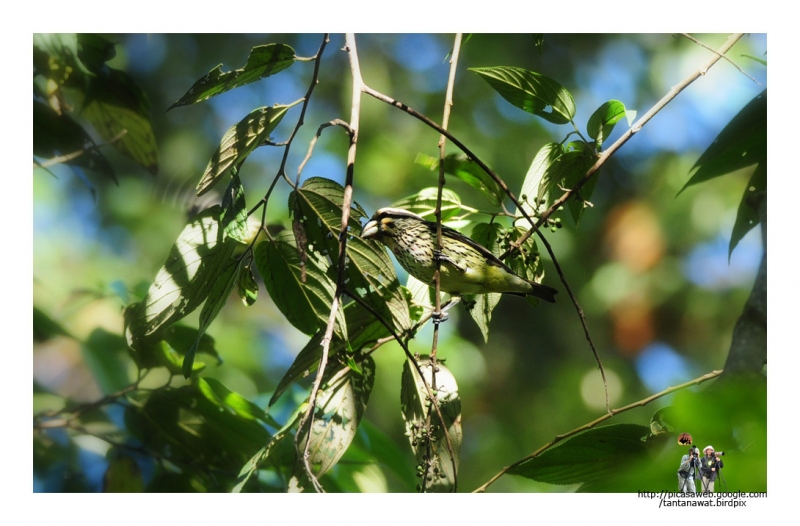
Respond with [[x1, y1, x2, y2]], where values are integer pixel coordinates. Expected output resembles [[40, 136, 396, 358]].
[[360, 207, 557, 303]]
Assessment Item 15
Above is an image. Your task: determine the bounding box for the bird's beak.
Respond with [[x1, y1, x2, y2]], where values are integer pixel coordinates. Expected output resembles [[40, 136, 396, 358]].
[[361, 219, 379, 239]]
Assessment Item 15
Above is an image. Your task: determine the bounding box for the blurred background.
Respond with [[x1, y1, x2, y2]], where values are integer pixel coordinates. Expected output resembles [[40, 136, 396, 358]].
[[33, 33, 767, 492]]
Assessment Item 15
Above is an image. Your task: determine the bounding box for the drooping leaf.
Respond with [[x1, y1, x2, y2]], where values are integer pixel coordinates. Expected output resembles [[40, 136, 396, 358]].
[[503, 225, 545, 298], [237, 264, 258, 306], [33, 306, 73, 342], [33, 100, 115, 181], [730, 162, 766, 258], [470, 66, 576, 124], [401, 356, 461, 492], [255, 229, 346, 339], [291, 177, 411, 333], [269, 300, 391, 407], [294, 355, 376, 481], [124, 206, 237, 351], [587, 100, 630, 148], [417, 152, 504, 206], [543, 144, 598, 226], [169, 44, 296, 109], [508, 424, 650, 490], [518, 142, 563, 217], [82, 67, 160, 175], [197, 104, 291, 196], [680, 89, 766, 194], [81, 329, 130, 395], [196, 377, 278, 426], [103, 455, 143, 493], [391, 186, 463, 222], [464, 222, 504, 342]]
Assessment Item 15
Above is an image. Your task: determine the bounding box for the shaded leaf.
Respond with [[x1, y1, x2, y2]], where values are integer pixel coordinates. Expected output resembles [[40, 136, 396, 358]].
[[82, 67, 159, 174], [295, 355, 376, 480], [103, 456, 143, 493], [464, 222, 504, 342], [255, 229, 346, 338], [730, 162, 766, 258], [33, 306, 73, 342], [169, 44, 296, 109], [681, 89, 766, 194], [471, 66, 576, 124], [269, 300, 391, 407], [33, 100, 115, 181], [197, 104, 291, 196], [543, 144, 597, 226], [508, 424, 650, 488], [291, 177, 411, 333], [237, 264, 258, 306], [401, 356, 461, 492], [82, 329, 130, 395]]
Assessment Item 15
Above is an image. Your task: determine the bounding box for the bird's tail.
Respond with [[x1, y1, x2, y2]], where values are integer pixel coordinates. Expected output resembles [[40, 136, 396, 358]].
[[528, 281, 558, 303]]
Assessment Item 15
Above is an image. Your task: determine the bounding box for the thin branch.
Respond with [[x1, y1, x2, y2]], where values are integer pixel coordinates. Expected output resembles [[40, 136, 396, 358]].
[[33, 129, 128, 170], [473, 369, 724, 492], [295, 119, 353, 187], [680, 33, 759, 84], [295, 33, 361, 493]]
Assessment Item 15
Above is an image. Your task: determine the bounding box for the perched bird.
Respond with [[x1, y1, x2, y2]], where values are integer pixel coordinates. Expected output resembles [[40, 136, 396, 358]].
[[360, 207, 557, 303]]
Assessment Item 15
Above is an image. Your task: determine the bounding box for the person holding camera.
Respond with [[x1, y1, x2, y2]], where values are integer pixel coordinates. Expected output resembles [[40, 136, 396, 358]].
[[677, 445, 701, 492], [699, 445, 724, 493]]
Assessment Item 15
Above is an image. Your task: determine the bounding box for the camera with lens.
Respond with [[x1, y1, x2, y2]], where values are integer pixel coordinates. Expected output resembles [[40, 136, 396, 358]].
[[715, 451, 725, 457]]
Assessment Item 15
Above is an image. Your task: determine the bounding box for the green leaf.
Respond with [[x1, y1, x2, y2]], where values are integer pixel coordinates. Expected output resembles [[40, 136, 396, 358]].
[[168, 44, 296, 109], [255, 230, 346, 338], [587, 100, 628, 148], [124, 206, 237, 353], [103, 456, 143, 492], [82, 329, 130, 395], [234, 403, 304, 492], [391, 185, 463, 222], [33, 100, 116, 181], [196, 377, 276, 426], [401, 356, 461, 492], [730, 162, 766, 258], [464, 222, 504, 342], [291, 177, 411, 333], [503, 226, 545, 290], [81, 67, 160, 175], [295, 355, 376, 480], [220, 173, 249, 244], [197, 104, 291, 196], [269, 300, 391, 407], [543, 145, 597, 226], [680, 89, 766, 194], [518, 142, 563, 217], [508, 424, 650, 488], [417, 153, 504, 206], [237, 264, 258, 306], [33, 306, 73, 342], [470, 66, 576, 124]]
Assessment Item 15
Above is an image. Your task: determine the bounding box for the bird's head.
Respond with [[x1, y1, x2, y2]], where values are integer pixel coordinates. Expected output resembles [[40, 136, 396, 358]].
[[360, 207, 427, 243]]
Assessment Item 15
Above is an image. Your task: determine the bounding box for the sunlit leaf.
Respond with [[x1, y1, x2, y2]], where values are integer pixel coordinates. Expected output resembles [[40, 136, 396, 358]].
[[391, 186, 463, 222], [237, 264, 258, 306], [197, 104, 291, 196], [169, 44, 296, 109], [124, 206, 237, 350], [417, 152, 504, 206], [518, 142, 563, 217], [470, 66, 576, 124], [401, 356, 461, 492], [587, 100, 629, 148]]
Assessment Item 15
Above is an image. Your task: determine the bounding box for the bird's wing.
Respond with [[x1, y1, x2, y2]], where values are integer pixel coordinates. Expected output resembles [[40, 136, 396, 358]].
[[435, 222, 517, 274]]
